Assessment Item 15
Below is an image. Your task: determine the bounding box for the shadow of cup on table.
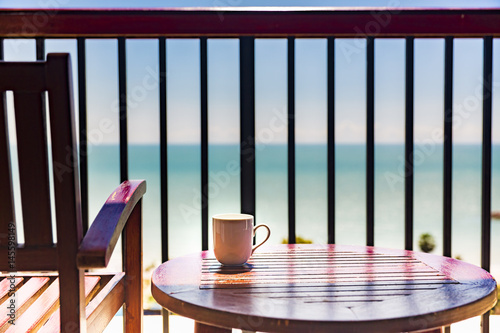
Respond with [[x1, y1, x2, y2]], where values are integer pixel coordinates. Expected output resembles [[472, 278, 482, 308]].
[[208, 263, 255, 275]]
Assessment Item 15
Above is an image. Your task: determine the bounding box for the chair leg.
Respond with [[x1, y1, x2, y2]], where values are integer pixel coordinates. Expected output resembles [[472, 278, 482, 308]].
[[59, 258, 87, 332], [123, 201, 143, 332]]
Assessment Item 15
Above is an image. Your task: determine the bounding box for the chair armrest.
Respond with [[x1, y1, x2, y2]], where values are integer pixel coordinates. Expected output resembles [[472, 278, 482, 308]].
[[77, 180, 146, 269]]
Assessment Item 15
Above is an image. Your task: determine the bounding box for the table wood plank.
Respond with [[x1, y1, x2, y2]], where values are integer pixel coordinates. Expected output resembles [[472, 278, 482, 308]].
[[201, 249, 454, 293]]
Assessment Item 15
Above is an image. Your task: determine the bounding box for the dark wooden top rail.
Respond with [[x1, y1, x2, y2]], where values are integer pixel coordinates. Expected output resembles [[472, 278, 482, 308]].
[[0, 8, 500, 38]]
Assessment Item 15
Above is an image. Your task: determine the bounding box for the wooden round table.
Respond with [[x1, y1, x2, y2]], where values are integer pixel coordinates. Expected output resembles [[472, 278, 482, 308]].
[[151, 244, 497, 333]]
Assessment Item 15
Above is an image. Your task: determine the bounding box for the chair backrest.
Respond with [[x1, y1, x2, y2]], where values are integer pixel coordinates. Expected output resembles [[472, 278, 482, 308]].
[[0, 53, 82, 272]]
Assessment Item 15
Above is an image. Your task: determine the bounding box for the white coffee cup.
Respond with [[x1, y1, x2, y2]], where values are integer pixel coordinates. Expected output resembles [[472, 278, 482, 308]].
[[212, 213, 271, 266]]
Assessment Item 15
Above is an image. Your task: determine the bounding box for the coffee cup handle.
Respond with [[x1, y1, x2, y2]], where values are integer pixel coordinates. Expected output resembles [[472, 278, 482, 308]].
[[252, 224, 271, 254]]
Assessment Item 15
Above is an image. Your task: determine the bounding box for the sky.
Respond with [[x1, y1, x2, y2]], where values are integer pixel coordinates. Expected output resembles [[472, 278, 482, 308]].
[[1, 1, 500, 144]]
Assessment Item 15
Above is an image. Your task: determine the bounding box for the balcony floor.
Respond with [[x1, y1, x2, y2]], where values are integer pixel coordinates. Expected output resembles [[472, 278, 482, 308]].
[[103, 313, 499, 332]]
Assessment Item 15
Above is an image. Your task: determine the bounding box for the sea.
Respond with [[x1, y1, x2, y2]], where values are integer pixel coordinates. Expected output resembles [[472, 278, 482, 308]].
[[86, 143, 500, 283]]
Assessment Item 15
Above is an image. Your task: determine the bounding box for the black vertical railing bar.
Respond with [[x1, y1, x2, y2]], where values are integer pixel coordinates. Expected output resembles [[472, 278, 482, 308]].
[[158, 36, 170, 333], [287, 36, 296, 244], [159, 37, 169, 262], [481, 35, 493, 333], [36, 37, 45, 60], [443, 36, 453, 259], [481, 36, 493, 274], [404, 36, 414, 251], [240, 37, 256, 220], [77, 38, 89, 235], [118, 37, 128, 280], [366, 36, 375, 247], [0, 39, 2, 217], [443, 34, 452, 333], [200, 37, 209, 251], [327, 37, 335, 244], [118, 37, 128, 183]]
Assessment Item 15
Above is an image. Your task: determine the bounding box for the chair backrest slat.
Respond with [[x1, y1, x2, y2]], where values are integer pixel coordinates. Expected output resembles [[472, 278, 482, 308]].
[[13, 91, 53, 247], [45, 54, 86, 329], [45, 54, 83, 270], [0, 92, 15, 247]]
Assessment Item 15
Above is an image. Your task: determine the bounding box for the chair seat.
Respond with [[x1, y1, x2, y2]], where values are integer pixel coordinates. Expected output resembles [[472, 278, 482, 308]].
[[0, 273, 125, 333]]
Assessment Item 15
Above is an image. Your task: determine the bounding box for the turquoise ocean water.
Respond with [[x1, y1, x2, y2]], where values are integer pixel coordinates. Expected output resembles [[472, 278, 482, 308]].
[[88, 144, 500, 282]]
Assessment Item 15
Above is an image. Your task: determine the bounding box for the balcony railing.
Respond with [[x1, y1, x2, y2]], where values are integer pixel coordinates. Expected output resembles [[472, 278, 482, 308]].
[[1, 7, 499, 333]]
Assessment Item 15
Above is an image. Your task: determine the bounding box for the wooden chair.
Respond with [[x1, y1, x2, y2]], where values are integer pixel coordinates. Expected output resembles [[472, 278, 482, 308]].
[[0, 53, 146, 332]]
